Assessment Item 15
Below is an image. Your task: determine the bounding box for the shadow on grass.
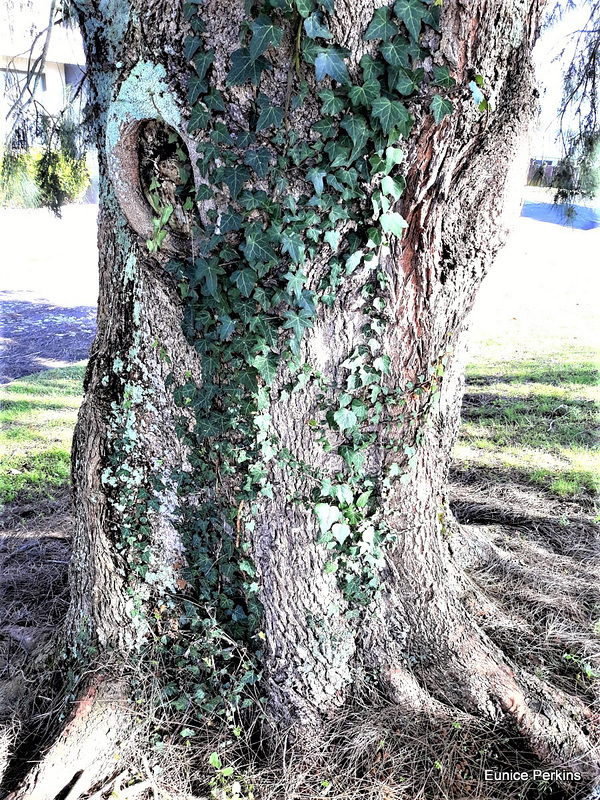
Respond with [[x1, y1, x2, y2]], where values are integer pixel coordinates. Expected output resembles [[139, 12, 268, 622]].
[[466, 360, 599, 388], [461, 392, 598, 450]]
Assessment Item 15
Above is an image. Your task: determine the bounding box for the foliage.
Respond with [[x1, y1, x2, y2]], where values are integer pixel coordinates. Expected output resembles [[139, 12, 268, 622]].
[[0, 148, 90, 211], [106, 0, 463, 728]]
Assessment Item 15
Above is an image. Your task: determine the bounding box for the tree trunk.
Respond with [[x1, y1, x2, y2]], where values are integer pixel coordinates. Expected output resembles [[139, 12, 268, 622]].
[[5, 0, 599, 795]]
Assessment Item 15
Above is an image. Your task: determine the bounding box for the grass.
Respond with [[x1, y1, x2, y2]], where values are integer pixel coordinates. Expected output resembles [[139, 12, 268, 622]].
[[454, 354, 599, 505], [0, 365, 86, 507]]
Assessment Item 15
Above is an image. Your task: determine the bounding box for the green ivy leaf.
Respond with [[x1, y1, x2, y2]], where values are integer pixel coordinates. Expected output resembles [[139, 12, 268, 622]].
[[295, 0, 315, 17], [231, 268, 257, 297], [252, 352, 279, 384], [395, 66, 419, 95], [393, 0, 427, 41], [306, 167, 328, 195], [204, 87, 225, 111], [340, 115, 370, 151], [380, 211, 408, 237], [220, 208, 243, 233], [381, 175, 404, 200], [196, 184, 213, 201], [185, 36, 201, 61], [314, 49, 351, 84], [334, 407, 358, 432], [188, 75, 206, 104], [360, 54, 385, 81], [194, 257, 225, 297], [331, 522, 351, 544], [319, 88, 345, 116], [282, 231, 306, 264], [371, 96, 410, 133], [193, 49, 214, 80], [380, 37, 411, 68], [222, 165, 250, 199], [226, 48, 271, 86], [304, 12, 333, 39], [243, 224, 277, 264], [364, 7, 398, 41], [348, 78, 381, 107], [256, 104, 284, 131], [187, 103, 210, 132], [244, 147, 272, 178], [314, 502, 342, 533], [430, 94, 454, 124], [433, 65, 456, 88], [312, 117, 337, 139], [324, 229, 339, 251], [249, 14, 283, 61], [283, 308, 313, 339], [284, 268, 306, 300]]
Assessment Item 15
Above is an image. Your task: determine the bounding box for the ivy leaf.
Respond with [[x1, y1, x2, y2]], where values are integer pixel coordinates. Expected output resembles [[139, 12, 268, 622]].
[[226, 48, 271, 86], [364, 7, 398, 41], [380, 37, 411, 67], [319, 0, 334, 11], [256, 104, 284, 131], [395, 66, 419, 95], [231, 268, 257, 297], [196, 184, 213, 201], [381, 175, 404, 200], [194, 257, 225, 297], [306, 167, 327, 195], [348, 78, 381, 107], [314, 503, 342, 534], [329, 523, 349, 545], [380, 211, 408, 237], [334, 407, 358, 432], [218, 315, 236, 340], [371, 96, 410, 133], [304, 12, 333, 39], [295, 0, 315, 17], [315, 49, 351, 84], [222, 165, 250, 199], [188, 74, 206, 104], [244, 147, 272, 178], [249, 14, 283, 61], [220, 208, 243, 234], [393, 0, 427, 41], [187, 103, 210, 132], [324, 229, 339, 251], [360, 53, 385, 81], [283, 308, 313, 339], [193, 49, 214, 80], [204, 87, 225, 111], [312, 117, 337, 139], [430, 94, 454, 124], [340, 115, 369, 152], [319, 88, 345, 116], [433, 65, 456, 88], [243, 224, 277, 264], [185, 35, 201, 61], [252, 352, 279, 385], [284, 268, 306, 300], [282, 231, 306, 264]]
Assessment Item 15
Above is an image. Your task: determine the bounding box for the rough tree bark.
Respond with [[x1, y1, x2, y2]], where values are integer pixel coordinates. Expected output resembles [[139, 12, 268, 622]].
[[5, 0, 599, 797]]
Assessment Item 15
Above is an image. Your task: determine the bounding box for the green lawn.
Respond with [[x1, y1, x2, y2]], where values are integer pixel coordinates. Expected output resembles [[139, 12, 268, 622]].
[[455, 353, 599, 505], [0, 365, 86, 506]]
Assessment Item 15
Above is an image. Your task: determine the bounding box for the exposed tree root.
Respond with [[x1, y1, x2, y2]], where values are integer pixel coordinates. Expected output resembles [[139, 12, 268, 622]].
[[4, 679, 130, 800]]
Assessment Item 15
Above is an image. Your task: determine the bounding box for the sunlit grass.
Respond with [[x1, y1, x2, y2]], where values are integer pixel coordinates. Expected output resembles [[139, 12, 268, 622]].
[[0, 365, 85, 505], [455, 350, 599, 504]]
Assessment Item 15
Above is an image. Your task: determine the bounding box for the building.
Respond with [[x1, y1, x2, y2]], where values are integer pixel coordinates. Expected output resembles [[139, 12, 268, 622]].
[[0, 2, 86, 146]]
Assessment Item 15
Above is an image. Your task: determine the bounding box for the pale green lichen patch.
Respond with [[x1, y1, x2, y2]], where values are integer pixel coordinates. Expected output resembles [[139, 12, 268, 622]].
[[106, 60, 182, 152]]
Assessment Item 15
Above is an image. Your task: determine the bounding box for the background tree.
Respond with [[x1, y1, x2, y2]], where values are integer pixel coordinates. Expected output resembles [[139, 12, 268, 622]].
[[4, 0, 599, 798]]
